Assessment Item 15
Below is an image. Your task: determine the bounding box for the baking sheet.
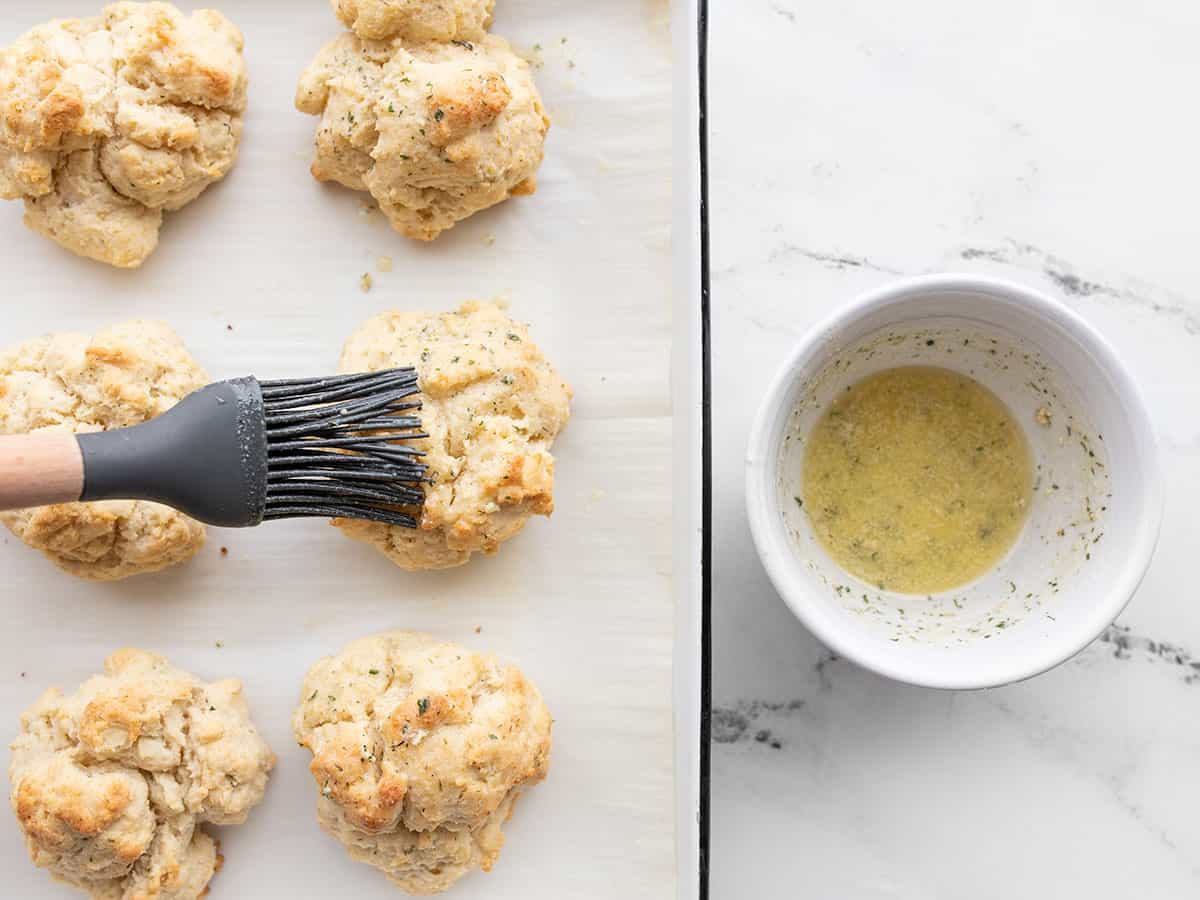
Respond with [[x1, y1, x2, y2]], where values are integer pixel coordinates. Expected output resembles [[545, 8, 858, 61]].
[[671, 0, 707, 897], [0, 1, 676, 897]]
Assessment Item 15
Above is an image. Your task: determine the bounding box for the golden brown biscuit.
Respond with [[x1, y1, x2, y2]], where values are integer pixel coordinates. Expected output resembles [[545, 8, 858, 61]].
[[0, 2, 247, 267], [0, 321, 208, 580], [331, 0, 494, 42], [9, 650, 275, 900], [294, 631, 551, 894], [296, 33, 548, 241], [336, 302, 571, 570]]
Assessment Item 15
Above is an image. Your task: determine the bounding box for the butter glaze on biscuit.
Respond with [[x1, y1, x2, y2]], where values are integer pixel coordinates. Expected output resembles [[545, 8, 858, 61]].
[[336, 302, 571, 570]]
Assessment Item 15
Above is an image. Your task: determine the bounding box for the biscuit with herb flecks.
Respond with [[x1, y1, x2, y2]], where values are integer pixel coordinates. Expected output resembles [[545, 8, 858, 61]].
[[0, 320, 208, 580], [294, 631, 551, 894], [9, 650, 274, 899], [336, 302, 570, 570]]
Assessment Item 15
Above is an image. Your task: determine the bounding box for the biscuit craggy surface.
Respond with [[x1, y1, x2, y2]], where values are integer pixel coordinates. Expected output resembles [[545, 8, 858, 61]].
[[294, 631, 552, 895], [336, 302, 571, 570], [0, 2, 247, 267], [0, 321, 208, 581], [296, 33, 548, 241], [331, 0, 494, 42], [9, 650, 275, 900]]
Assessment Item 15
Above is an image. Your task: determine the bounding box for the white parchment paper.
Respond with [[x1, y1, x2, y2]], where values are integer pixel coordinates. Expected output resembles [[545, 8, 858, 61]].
[[0, 1, 675, 896]]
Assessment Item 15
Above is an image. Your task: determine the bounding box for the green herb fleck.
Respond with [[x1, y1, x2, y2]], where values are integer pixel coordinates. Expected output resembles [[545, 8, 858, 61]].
[[434, 109, 445, 122], [417, 697, 429, 715], [369, 669, 379, 675]]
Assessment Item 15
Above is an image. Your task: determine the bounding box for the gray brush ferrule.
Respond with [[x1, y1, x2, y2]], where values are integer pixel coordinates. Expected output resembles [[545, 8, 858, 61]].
[[77, 378, 268, 528]]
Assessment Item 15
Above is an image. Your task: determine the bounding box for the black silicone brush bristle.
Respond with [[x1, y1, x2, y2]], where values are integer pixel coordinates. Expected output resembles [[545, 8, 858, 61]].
[[76, 369, 428, 529], [259, 369, 428, 528]]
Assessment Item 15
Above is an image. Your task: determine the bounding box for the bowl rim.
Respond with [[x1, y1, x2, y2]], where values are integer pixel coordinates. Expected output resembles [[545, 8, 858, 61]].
[[744, 273, 1165, 690]]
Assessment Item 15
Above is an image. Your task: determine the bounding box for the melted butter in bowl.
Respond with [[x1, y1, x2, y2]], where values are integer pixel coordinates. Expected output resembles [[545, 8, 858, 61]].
[[748, 276, 1163, 688], [801, 366, 1033, 595], [773, 316, 1116, 652]]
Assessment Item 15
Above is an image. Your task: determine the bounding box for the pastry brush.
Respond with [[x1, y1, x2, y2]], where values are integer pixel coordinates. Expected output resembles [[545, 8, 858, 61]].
[[0, 370, 427, 528]]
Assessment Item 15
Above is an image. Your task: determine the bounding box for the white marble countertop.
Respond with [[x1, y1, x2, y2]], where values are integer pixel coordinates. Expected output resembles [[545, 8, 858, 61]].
[[707, 2, 1200, 896]]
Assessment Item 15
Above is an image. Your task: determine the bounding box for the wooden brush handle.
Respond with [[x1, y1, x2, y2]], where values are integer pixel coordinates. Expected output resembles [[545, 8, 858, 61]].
[[0, 433, 85, 510]]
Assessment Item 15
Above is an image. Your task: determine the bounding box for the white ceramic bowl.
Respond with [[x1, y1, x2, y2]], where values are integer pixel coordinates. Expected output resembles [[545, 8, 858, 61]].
[[746, 274, 1163, 689]]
